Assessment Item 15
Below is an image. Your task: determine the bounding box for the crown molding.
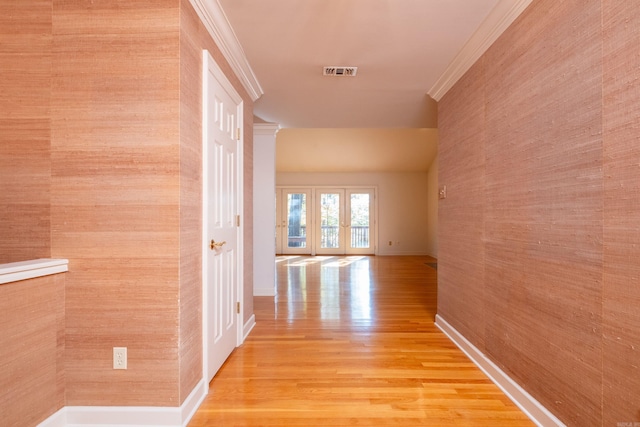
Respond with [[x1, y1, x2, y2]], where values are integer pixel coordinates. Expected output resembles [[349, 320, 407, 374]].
[[253, 123, 280, 136], [189, 0, 264, 101], [428, 0, 533, 101]]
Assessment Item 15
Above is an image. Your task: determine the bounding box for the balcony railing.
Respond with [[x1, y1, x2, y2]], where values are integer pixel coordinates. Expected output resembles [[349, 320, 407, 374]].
[[287, 225, 306, 248], [321, 226, 339, 248], [350, 226, 369, 248], [288, 226, 369, 249]]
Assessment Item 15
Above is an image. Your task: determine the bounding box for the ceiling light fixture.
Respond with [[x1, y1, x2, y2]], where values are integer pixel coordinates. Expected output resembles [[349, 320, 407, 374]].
[[323, 66, 358, 77]]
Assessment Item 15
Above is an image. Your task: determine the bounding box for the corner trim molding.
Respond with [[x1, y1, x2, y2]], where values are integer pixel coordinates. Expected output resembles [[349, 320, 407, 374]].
[[38, 380, 207, 427], [434, 314, 566, 427], [188, 0, 263, 101], [427, 0, 533, 101]]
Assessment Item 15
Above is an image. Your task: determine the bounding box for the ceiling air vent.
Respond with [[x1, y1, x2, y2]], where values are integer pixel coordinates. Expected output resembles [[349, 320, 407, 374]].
[[323, 66, 358, 77]]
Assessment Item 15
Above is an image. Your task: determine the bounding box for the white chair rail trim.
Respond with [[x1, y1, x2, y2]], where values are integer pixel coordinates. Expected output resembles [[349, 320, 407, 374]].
[[0, 258, 68, 285]]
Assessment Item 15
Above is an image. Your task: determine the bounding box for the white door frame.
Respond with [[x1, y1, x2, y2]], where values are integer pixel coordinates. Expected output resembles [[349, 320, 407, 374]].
[[202, 49, 244, 383]]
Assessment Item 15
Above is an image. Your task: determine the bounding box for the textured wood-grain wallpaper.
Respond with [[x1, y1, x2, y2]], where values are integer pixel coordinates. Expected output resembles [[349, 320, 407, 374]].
[[179, 1, 204, 403], [1, 0, 255, 420], [438, 0, 639, 425], [0, 1, 52, 263], [436, 57, 487, 350], [51, 0, 183, 406], [0, 275, 65, 427], [602, 1, 640, 426]]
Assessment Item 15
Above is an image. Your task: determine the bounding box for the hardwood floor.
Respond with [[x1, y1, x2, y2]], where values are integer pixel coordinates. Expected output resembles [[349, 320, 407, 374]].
[[188, 256, 534, 426]]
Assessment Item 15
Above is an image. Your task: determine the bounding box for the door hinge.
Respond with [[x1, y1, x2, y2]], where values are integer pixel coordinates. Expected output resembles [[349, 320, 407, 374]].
[[236, 215, 240, 227], [236, 127, 241, 141], [236, 302, 240, 314]]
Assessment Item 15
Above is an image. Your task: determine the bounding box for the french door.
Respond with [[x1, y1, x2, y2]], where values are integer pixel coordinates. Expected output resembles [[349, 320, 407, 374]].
[[315, 189, 344, 254], [276, 188, 312, 255], [276, 187, 376, 255], [346, 188, 375, 254]]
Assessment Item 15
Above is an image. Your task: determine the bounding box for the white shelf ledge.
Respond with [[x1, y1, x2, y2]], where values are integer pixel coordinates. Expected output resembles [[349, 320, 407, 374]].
[[0, 258, 69, 285]]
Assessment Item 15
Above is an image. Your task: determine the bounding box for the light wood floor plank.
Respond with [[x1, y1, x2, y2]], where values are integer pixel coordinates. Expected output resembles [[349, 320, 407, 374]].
[[189, 255, 534, 426]]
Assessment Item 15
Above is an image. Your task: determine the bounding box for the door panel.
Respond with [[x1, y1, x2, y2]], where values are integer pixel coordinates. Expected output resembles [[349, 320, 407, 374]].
[[203, 51, 241, 382]]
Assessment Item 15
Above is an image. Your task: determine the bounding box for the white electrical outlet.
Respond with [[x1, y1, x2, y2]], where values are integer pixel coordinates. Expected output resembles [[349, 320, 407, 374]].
[[113, 347, 127, 370]]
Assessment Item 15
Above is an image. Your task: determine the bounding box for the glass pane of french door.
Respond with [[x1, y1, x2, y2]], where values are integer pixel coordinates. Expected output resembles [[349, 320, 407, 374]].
[[287, 192, 307, 248], [320, 192, 340, 249], [350, 193, 370, 248], [346, 188, 375, 254], [277, 188, 312, 254], [316, 189, 345, 254]]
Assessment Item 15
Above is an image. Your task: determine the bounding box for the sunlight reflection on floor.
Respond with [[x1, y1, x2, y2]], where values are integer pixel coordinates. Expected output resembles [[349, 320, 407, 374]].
[[278, 256, 373, 323], [276, 255, 366, 267]]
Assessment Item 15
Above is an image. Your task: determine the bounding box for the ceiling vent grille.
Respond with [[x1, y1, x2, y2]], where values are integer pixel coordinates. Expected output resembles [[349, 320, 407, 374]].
[[323, 66, 358, 77]]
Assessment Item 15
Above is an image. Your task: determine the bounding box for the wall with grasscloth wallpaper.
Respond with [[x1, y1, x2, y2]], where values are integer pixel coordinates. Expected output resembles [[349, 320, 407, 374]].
[[0, 0, 254, 424], [438, 1, 640, 425], [0, 2, 52, 263]]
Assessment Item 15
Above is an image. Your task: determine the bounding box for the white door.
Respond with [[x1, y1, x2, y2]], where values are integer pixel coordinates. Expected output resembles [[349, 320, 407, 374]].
[[277, 188, 312, 255], [203, 50, 243, 382]]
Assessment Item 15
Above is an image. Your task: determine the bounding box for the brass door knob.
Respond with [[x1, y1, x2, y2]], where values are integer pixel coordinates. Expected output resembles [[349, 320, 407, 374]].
[[210, 239, 227, 250]]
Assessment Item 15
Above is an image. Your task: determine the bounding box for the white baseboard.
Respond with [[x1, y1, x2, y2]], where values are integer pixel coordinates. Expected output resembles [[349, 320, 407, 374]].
[[39, 409, 66, 427], [243, 314, 256, 342], [435, 314, 566, 427], [253, 286, 275, 297], [179, 379, 208, 425], [38, 379, 207, 427]]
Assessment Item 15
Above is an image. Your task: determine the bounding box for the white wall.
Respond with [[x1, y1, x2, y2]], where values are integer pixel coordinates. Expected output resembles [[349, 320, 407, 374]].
[[277, 171, 430, 255], [426, 155, 438, 258], [277, 128, 438, 173], [253, 124, 279, 296]]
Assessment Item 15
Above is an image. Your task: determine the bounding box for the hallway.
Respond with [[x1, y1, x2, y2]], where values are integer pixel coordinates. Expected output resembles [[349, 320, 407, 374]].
[[189, 256, 533, 426]]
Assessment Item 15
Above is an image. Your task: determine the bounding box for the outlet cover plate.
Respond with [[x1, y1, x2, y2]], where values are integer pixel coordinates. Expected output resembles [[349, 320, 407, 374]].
[[113, 347, 127, 370]]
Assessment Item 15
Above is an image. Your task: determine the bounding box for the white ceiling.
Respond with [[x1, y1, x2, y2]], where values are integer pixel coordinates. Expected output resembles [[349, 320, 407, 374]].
[[216, 0, 531, 129]]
